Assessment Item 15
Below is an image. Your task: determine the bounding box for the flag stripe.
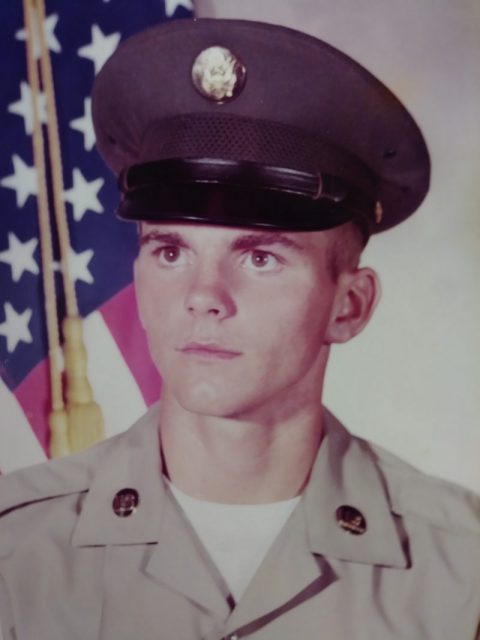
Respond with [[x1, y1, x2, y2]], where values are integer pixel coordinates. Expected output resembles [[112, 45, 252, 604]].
[[83, 309, 148, 438], [14, 356, 51, 455], [0, 378, 47, 472], [10, 300, 152, 468], [99, 284, 162, 406]]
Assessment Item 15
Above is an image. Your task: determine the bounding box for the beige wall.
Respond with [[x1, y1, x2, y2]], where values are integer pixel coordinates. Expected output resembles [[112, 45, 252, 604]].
[[194, 0, 480, 492]]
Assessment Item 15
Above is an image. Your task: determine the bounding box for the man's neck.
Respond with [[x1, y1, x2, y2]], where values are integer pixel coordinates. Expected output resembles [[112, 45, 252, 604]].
[[158, 393, 325, 504]]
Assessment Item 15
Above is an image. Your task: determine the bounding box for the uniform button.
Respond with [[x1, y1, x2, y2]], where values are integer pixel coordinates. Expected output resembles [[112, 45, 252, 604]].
[[336, 505, 367, 535], [112, 488, 139, 517]]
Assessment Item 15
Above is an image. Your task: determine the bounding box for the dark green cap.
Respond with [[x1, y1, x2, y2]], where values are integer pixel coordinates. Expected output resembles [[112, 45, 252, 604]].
[[92, 18, 430, 235]]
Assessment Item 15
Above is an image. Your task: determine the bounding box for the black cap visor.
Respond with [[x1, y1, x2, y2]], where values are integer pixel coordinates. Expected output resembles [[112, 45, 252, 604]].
[[119, 158, 374, 237]]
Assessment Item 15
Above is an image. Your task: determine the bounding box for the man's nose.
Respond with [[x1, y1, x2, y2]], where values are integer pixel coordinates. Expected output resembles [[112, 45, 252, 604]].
[[184, 265, 236, 319]]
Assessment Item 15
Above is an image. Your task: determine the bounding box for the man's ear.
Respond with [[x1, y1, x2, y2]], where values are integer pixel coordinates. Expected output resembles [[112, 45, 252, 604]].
[[325, 267, 381, 344]]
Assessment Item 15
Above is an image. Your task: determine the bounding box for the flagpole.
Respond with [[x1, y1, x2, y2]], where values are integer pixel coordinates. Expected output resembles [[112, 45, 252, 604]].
[[22, 0, 69, 457], [23, 0, 105, 455]]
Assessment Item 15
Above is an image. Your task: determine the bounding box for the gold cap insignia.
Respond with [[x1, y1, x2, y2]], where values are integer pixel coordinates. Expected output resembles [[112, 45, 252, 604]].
[[191, 46, 246, 103]]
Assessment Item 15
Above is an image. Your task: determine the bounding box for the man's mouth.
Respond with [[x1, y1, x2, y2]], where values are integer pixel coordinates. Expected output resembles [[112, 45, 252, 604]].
[[178, 342, 242, 360]]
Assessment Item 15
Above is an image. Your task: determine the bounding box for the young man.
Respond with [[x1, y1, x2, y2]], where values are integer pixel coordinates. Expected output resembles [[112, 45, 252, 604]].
[[1, 18, 479, 640]]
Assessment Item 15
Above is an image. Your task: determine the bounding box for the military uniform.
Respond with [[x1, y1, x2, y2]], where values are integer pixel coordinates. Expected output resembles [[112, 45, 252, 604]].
[[0, 404, 479, 639], [2, 16, 479, 640]]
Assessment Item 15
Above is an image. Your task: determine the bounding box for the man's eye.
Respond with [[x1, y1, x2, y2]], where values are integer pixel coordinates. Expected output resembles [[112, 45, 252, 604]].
[[241, 250, 280, 272], [154, 246, 187, 266]]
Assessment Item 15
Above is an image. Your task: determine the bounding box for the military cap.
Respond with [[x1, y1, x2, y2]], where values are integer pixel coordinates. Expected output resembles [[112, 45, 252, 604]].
[[92, 18, 430, 235]]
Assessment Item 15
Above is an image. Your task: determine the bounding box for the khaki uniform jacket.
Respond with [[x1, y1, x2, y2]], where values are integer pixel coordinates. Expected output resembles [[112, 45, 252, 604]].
[[1, 405, 479, 640]]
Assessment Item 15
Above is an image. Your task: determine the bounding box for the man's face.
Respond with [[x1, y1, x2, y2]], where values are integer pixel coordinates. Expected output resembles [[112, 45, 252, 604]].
[[134, 223, 344, 422]]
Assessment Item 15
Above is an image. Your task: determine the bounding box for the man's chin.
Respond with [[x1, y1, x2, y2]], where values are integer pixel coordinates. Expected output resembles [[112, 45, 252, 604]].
[[172, 382, 244, 418]]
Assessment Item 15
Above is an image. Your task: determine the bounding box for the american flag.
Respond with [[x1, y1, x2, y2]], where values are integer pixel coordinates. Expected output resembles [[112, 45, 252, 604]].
[[0, 0, 193, 473]]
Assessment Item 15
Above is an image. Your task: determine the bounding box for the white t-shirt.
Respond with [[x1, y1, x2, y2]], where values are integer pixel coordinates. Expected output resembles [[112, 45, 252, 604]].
[[168, 481, 301, 603]]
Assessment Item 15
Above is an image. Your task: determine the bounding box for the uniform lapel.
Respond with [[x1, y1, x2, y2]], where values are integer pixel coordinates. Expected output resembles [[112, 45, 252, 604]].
[[224, 408, 409, 637], [72, 404, 230, 621], [304, 409, 408, 568], [224, 500, 337, 635], [145, 494, 232, 620], [71, 405, 165, 546]]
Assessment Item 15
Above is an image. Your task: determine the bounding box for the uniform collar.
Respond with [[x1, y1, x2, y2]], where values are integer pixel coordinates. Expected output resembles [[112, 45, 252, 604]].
[[72, 404, 166, 546], [304, 409, 408, 568], [72, 404, 408, 568], [71, 404, 232, 620], [226, 411, 409, 635]]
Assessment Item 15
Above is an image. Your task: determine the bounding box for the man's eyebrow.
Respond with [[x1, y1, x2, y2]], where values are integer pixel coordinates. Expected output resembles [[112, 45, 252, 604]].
[[139, 231, 189, 247], [231, 232, 305, 252]]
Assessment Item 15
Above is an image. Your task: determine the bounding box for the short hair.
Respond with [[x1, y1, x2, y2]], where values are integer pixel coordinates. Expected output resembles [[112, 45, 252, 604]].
[[326, 221, 368, 281]]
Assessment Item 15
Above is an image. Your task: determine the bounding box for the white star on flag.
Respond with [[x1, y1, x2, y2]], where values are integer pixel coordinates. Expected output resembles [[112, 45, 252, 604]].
[[68, 247, 95, 284], [15, 13, 61, 60], [53, 247, 95, 285], [63, 168, 104, 222], [8, 82, 47, 136], [0, 233, 39, 282], [165, 0, 194, 16], [70, 98, 95, 151], [0, 155, 38, 207], [78, 24, 121, 75], [0, 302, 33, 354]]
